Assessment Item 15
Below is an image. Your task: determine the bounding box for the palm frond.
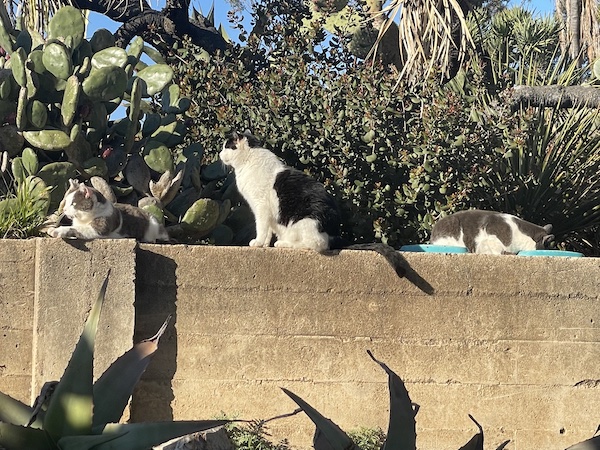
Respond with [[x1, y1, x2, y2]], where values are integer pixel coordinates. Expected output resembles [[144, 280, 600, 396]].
[[369, 0, 475, 83]]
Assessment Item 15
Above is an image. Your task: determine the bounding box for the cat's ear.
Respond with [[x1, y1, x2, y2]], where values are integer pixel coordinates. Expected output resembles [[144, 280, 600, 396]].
[[82, 185, 94, 199], [543, 224, 553, 233]]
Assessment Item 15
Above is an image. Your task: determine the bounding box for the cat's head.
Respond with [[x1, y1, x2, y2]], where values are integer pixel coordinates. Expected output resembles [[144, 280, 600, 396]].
[[62, 180, 110, 222], [220, 130, 262, 167], [535, 224, 554, 249]]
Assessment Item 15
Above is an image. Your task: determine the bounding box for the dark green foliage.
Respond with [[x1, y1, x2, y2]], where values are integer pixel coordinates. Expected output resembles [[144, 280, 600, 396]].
[[172, 35, 505, 247]]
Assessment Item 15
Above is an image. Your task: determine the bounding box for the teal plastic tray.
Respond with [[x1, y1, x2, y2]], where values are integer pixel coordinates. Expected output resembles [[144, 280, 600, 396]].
[[400, 244, 468, 254]]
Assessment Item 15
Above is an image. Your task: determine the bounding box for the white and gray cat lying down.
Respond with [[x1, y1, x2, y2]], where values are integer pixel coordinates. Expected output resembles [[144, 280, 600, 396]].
[[430, 209, 553, 254], [220, 131, 554, 258], [47, 179, 169, 243]]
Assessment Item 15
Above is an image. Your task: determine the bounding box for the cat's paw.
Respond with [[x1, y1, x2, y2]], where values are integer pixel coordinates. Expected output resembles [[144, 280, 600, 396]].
[[47, 226, 74, 239], [46, 226, 59, 238], [273, 240, 293, 248], [249, 239, 264, 247]]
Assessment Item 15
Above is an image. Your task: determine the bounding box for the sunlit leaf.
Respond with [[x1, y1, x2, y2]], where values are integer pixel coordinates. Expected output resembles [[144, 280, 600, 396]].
[[43, 273, 110, 439]]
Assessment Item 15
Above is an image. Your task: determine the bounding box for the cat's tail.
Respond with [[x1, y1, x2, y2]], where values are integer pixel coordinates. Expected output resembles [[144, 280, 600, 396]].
[[329, 238, 406, 278]]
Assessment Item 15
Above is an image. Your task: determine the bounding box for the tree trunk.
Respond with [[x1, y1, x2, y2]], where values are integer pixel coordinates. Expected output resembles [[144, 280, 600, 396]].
[[507, 85, 600, 108], [568, 0, 581, 63], [71, 0, 227, 55]]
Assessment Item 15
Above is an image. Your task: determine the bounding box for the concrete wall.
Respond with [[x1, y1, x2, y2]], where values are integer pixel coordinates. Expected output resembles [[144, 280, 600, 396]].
[[1, 239, 599, 450], [0, 239, 136, 407]]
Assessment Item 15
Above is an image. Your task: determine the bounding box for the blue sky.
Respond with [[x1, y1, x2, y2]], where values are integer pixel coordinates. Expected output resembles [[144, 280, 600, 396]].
[[87, 1, 236, 39], [87, 0, 557, 41]]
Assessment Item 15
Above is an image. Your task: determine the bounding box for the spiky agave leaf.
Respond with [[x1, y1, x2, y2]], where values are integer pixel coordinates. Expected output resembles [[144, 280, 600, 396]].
[[457, 415, 483, 450], [566, 435, 600, 450], [92, 315, 171, 429], [91, 420, 230, 450], [281, 388, 360, 450], [57, 431, 127, 450], [43, 273, 110, 440], [366, 350, 417, 450], [0, 422, 53, 449], [0, 391, 35, 427]]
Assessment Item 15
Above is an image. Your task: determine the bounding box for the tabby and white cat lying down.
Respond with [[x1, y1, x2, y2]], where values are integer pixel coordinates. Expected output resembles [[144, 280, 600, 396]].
[[47, 179, 169, 243], [219, 131, 406, 277], [430, 209, 553, 255]]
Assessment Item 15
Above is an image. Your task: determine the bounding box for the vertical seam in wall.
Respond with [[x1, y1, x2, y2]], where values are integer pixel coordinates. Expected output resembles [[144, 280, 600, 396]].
[[30, 238, 42, 404]]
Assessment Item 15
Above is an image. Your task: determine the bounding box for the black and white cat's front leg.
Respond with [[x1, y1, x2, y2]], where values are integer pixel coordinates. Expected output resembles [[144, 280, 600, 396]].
[[47, 225, 101, 240], [249, 209, 273, 247]]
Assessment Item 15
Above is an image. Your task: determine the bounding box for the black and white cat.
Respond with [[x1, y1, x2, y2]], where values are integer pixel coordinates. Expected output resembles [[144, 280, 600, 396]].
[[430, 209, 554, 254], [219, 131, 406, 276], [47, 179, 169, 243]]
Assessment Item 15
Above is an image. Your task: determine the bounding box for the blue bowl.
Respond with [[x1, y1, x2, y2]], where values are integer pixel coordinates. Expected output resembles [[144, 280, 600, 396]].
[[400, 244, 469, 254], [517, 250, 584, 257]]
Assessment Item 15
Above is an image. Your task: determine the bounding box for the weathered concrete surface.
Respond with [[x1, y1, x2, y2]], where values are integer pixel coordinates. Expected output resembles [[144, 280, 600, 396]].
[[134, 245, 600, 450], [32, 238, 136, 402], [0, 239, 36, 404], [1, 240, 599, 449], [0, 238, 136, 411]]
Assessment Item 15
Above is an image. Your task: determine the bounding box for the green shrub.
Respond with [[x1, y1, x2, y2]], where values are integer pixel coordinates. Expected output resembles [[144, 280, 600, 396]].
[[225, 421, 291, 450], [172, 40, 504, 247], [346, 427, 386, 450]]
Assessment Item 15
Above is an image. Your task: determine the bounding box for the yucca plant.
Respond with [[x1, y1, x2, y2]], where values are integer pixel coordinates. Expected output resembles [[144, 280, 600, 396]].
[[491, 105, 600, 249], [281, 350, 496, 450], [0, 273, 229, 450], [282, 350, 600, 450]]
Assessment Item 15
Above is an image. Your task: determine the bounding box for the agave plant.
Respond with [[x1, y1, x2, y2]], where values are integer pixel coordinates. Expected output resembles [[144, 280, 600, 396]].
[[282, 350, 501, 450], [0, 273, 229, 450]]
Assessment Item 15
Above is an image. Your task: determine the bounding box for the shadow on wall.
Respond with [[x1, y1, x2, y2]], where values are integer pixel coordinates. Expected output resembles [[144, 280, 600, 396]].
[[131, 249, 178, 421]]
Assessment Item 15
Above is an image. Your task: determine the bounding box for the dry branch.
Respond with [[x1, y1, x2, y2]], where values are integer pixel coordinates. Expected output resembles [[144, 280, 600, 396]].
[[508, 85, 600, 108]]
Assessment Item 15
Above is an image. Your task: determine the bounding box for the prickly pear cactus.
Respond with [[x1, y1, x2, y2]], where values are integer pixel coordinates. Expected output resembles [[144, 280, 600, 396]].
[[0, 5, 233, 242]]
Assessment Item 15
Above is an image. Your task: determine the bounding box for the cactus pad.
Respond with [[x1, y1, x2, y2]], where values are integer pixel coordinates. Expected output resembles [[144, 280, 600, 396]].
[[42, 41, 73, 80], [48, 6, 85, 49], [90, 28, 116, 53], [61, 75, 81, 127], [28, 49, 46, 74], [0, 12, 14, 55], [91, 47, 128, 70], [144, 140, 174, 173], [135, 64, 174, 96], [23, 129, 71, 151], [82, 66, 127, 100], [0, 125, 24, 156], [21, 147, 38, 175], [37, 161, 77, 207], [27, 99, 48, 128], [11, 47, 26, 87], [181, 198, 221, 234]]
